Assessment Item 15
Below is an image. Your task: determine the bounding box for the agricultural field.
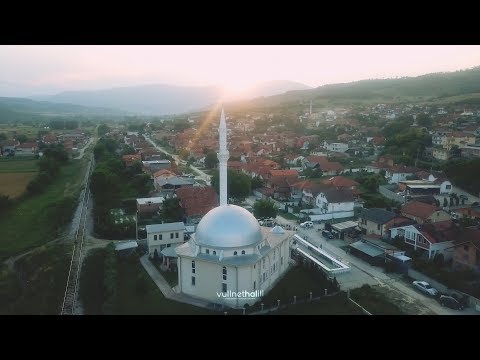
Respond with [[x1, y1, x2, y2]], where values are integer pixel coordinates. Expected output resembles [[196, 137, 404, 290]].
[[0, 157, 38, 198]]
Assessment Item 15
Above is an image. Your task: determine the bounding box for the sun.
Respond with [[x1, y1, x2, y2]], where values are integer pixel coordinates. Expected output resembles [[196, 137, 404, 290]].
[[221, 80, 252, 100]]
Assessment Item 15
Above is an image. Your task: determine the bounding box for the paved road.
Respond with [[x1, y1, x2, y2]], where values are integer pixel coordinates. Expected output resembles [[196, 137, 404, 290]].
[[242, 195, 478, 315], [74, 137, 94, 160], [145, 136, 211, 185]]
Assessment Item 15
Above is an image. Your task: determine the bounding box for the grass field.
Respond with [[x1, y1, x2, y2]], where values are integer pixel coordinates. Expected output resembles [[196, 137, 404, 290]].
[[0, 157, 39, 198], [0, 125, 40, 139], [0, 157, 89, 262], [0, 157, 38, 173], [0, 172, 37, 198], [0, 244, 72, 314]]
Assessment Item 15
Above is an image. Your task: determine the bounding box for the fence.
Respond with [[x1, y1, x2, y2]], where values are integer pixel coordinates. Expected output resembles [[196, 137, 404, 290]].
[[408, 268, 480, 311], [379, 185, 404, 203]]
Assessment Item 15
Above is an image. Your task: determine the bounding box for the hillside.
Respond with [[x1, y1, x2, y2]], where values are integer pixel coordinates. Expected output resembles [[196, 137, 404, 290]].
[[0, 97, 125, 119], [227, 66, 480, 111]]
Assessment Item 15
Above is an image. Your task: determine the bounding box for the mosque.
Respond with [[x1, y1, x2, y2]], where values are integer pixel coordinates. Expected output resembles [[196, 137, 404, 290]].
[[174, 108, 293, 308]]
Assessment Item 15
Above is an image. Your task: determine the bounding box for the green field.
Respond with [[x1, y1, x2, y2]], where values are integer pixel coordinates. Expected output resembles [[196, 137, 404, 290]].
[[0, 244, 72, 314], [0, 157, 38, 173], [0, 157, 89, 262]]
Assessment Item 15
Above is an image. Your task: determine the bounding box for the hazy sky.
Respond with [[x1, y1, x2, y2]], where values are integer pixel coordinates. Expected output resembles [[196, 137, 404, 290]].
[[1, 45, 480, 97]]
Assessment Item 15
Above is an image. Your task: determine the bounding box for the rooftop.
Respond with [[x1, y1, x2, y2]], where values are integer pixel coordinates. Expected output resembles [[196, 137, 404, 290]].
[[146, 222, 185, 233], [360, 208, 396, 224]]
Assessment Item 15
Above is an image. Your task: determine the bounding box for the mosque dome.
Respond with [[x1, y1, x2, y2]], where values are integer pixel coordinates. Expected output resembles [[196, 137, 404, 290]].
[[195, 204, 263, 248]]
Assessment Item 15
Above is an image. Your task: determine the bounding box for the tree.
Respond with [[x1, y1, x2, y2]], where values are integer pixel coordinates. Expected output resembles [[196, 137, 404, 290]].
[[0, 194, 13, 214], [178, 148, 190, 160], [97, 123, 110, 137], [449, 145, 462, 158], [0, 133, 6, 141], [251, 176, 265, 190], [416, 113, 433, 129], [204, 151, 218, 169], [159, 197, 184, 223], [253, 199, 278, 219], [16, 134, 28, 144], [443, 197, 448, 207], [211, 169, 251, 203]]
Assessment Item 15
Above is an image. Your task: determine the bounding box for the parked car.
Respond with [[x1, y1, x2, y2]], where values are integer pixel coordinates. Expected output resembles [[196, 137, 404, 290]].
[[300, 221, 313, 228], [412, 281, 439, 296], [322, 230, 334, 239], [438, 295, 465, 310]]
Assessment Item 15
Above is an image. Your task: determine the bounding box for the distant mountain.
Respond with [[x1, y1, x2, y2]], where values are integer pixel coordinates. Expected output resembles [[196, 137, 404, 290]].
[[0, 97, 125, 123], [30, 81, 311, 115], [243, 80, 311, 98], [32, 84, 225, 115], [228, 66, 480, 110]]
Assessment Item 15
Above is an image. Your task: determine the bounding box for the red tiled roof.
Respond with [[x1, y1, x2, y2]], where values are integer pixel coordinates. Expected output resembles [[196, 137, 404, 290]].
[[175, 186, 218, 218], [16, 142, 37, 149], [153, 169, 176, 178], [269, 169, 298, 177], [323, 176, 359, 188], [401, 201, 440, 220]]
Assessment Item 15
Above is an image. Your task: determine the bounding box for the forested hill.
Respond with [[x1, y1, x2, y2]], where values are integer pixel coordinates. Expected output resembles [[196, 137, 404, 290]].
[[0, 97, 125, 119], [229, 66, 480, 109]]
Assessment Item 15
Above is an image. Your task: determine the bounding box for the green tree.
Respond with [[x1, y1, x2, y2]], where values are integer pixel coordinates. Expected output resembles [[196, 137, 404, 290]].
[[416, 113, 433, 129], [253, 199, 278, 219], [16, 134, 28, 143], [449, 145, 462, 158], [211, 169, 251, 203], [0, 194, 13, 214], [251, 176, 265, 190], [159, 197, 184, 223], [97, 123, 110, 137], [0, 133, 6, 141], [204, 151, 218, 169]]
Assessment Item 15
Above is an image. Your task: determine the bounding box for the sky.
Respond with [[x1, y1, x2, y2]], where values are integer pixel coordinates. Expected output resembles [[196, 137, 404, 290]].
[[1, 45, 480, 97]]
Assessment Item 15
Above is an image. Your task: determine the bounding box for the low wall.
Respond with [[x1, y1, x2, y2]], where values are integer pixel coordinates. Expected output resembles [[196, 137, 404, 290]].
[[408, 268, 480, 311]]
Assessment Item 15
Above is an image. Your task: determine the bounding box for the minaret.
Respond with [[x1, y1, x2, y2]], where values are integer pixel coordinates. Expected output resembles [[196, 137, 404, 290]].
[[217, 107, 229, 206]]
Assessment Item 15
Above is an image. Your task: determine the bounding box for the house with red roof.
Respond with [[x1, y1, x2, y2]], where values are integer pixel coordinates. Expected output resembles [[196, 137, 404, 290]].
[[322, 176, 360, 196], [400, 201, 451, 224], [303, 155, 343, 176], [452, 227, 480, 272], [390, 220, 464, 260], [15, 142, 38, 156], [175, 186, 218, 225], [122, 154, 142, 167]]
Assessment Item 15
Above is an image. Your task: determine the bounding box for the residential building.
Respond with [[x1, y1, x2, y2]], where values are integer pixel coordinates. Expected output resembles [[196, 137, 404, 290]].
[[461, 144, 480, 158], [136, 196, 165, 215], [301, 188, 354, 221], [452, 227, 480, 272], [400, 201, 451, 224], [389, 220, 458, 260], [358, 208, 412, 237], [15, 142, 38, 156], [122, 154, 142, 167], [385, 165, 418, 184], [175, 186, 219, 225], [146, 222, 186, 258], [323, 141, 349, 153]]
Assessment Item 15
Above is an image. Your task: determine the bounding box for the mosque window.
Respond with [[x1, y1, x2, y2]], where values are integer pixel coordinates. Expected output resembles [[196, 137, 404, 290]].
[[222, 283, 227, 293], [191, 276, 196, 286], [234, 251, 237, 256], [241, 250, 245, 255], [253, 281, 256, 290], [175, 232, 179, 238], [213, 250, 216, 255], [159, 234, 162, 240], [206, 249, 210, 254], [154, 235, 157, 240], [223, 266, 227, 280], [170, 233, 174, 239], [192, 260, 195, 268]]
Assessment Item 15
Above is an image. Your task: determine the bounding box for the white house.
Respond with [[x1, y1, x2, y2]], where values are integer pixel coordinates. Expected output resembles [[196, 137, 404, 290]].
[[389, 221, 456, 260], [301, 188, 354, 221], [323, 141, 349, 153], [146, 222, 186, 258], [385, 165, 417, 184]]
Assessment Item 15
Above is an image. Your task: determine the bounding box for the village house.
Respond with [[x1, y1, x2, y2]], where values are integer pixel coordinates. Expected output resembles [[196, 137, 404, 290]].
[[385, 165, 418, 184], [303, 155, 343, 176], [301, 187, 355, 221], [452, 227, 480, 273], [122, 154, 142, 167], [175, 186, 218, 225], [390, 220, 462, 260], [358, 208, 412, 237], [15, 142, 38, 156], [146, 222, 186, 260], [323, 141, 349, 153], [400, 201, 451, 224], [136, 196, 165, 215]]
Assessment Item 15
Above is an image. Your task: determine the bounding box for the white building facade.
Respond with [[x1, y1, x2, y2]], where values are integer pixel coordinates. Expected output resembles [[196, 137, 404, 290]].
[[146, 222, 186, 258]]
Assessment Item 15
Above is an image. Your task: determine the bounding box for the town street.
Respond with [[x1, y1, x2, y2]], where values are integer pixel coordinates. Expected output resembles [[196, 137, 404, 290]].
[[244, 196, 478, 315], [145, 136, 211, 185]]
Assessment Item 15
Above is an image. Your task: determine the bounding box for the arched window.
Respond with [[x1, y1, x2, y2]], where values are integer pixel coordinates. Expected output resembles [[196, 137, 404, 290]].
[[234, 251, 237, 256], [222, 266, 227, 280], [213, 250, 216, 255], [241, 250, 245, 255], [206, 249, 210, 254]]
